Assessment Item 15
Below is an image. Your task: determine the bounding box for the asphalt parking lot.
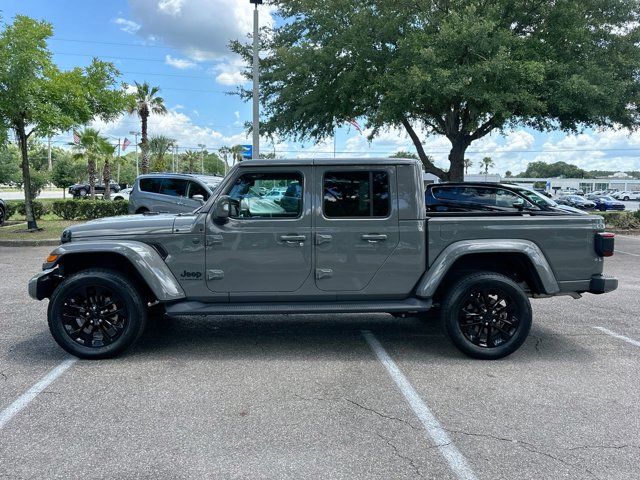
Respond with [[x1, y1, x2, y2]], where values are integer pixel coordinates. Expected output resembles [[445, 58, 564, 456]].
[[1, 238, 639, 480]]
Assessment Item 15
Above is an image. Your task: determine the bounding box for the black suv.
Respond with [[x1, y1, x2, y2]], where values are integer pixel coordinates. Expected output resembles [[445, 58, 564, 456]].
[[69, 181, 121, 198]]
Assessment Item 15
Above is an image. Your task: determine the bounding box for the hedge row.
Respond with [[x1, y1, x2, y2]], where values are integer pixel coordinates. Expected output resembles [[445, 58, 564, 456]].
[[51, 199, 130, 220], [4, 199, 129, 221], [598, 210, 640, 230]]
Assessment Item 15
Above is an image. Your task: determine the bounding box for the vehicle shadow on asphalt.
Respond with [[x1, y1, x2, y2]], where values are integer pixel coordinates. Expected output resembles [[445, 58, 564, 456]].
[[123, 313, 596, 364]]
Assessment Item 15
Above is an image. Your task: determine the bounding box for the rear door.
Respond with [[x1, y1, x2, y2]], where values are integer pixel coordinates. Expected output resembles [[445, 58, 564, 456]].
[[314, 166, 399, 291]]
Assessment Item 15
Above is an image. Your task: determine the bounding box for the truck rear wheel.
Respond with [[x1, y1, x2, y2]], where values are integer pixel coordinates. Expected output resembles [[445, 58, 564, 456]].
[[441, 272, 532, 359], [48, 269, 147, 359]]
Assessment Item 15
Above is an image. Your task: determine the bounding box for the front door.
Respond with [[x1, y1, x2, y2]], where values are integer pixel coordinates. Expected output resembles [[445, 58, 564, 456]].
[[314, 166, 399, 291], [205, 167, 312, 293]]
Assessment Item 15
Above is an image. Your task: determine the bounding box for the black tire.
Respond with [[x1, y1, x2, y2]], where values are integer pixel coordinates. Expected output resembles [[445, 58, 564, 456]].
[[0, 206, 5, 226], [441, 272, 532, 360], [135, 207, 149, 214], [48, 269, 147, 359], [623, 196, 630, 201], [114, 196, 124, 201], [78, 188, 87, 197]]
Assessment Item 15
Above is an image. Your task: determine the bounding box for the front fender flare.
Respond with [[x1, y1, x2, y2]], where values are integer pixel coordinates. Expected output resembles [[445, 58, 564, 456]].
[[415, 239, 559, 298], [49, 240, 185, 302]]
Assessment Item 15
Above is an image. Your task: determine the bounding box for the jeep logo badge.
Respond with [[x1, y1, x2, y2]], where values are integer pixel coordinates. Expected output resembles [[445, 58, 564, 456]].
[[180, 270, 202, 280]]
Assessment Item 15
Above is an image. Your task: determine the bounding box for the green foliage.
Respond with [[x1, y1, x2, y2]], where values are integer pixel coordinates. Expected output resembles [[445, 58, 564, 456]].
[[6, 199, 50, 220], [599, 211, 640, 230], [231, 0, 640, 180], [148, 135, 175, 172], [389, 151, 418, 159], [517, 161, 589, 178], [51, 199, 129, 220], [51, 155, 85, 189], [0, 15, 128, 228], [0, 144, 21, 184]]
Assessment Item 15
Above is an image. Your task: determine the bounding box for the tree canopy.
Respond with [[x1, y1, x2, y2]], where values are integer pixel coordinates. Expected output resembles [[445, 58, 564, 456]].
[[231, 0, 640, 181], [0, 15, 127, 228]]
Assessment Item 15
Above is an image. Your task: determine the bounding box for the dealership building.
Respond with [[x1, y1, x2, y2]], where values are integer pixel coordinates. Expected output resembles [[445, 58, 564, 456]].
[[424, 171, 640, 193]]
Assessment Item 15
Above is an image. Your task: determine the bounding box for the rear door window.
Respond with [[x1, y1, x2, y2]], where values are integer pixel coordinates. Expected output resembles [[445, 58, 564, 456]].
[[159, 178, 188, 197], [139, 178, 162, 193], [323, 171, 390, 218]]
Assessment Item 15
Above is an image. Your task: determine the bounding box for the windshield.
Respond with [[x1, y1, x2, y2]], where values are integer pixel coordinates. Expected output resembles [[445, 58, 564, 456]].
[[512, 186, 557, 207], [599, 196, 615, 201]]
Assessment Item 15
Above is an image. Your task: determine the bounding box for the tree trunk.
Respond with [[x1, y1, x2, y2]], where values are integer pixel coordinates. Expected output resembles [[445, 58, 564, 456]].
[[189, 158, 194, 173], [15, 124, 38, 230], [447, 138, 469, 182], [140, 113, 149, 174], [88, 157, 96, 199], [103, 159, 111, 200]]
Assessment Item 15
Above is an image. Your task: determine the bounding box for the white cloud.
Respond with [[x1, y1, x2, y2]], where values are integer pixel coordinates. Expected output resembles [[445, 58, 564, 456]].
[[114, 17, 141, 34], [215, 70, 246, 86], [164, 54, 198, 70], [128, 0, 275, 61], [158, 0, 184, 16]]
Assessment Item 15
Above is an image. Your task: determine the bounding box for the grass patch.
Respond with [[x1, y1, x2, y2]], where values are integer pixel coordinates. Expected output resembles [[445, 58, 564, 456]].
[[0, 219, 80, 240]]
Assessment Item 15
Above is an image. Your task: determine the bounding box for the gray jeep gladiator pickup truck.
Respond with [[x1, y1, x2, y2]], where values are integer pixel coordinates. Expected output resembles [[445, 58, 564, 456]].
[[29, 158, 617, 360]]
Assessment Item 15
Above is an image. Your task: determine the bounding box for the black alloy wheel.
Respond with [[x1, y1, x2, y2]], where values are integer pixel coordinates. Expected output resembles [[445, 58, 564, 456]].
[[48, 269, 147, 359], [441, 272, 532, 359]]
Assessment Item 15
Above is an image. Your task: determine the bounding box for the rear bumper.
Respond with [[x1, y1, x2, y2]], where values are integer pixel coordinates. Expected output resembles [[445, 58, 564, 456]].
[[28, 268, 58, 300], [588, 275, 618, 294]]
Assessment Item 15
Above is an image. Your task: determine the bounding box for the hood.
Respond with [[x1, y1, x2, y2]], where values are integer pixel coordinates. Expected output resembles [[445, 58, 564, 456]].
[[65, 213, 178, 240]]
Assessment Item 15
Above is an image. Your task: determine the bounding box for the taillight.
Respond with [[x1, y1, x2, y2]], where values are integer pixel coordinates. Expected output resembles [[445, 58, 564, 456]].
[[595, 232, 615, 257]]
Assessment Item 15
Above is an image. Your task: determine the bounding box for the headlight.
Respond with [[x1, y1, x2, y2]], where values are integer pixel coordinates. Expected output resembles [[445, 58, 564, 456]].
[[60, 229, 72, 243]]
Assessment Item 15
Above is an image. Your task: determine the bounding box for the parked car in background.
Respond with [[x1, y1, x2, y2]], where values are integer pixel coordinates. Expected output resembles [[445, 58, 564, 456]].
[[559, 188, 584, 196], [0, 197, 5, 226], [612, 191, 640, 201], [69, 181, 121, 198], [112, 187, 132, 201], [591, 195, 626, 211], [128, 173, 224, 214], [556, 195, 595, 210]]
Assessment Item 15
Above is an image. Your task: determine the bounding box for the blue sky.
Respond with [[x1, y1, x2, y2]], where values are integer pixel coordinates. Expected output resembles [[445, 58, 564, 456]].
[[3, 0, 640, 175]]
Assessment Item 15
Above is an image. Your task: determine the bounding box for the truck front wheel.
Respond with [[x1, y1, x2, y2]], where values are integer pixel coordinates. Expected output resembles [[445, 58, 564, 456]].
[[441, 272, 532, 360], [48, 269, 147, 359]]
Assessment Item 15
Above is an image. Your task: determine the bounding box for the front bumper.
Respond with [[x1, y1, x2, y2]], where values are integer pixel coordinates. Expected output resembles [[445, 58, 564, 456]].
[[588, 275, 618, 294], [28, 268, 58, 300]]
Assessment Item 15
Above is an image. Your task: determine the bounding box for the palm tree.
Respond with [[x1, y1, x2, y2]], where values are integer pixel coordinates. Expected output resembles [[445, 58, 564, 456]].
[[218, 146, 231, 174], [183, 150, 200, 173], [71, 128, 102, 199], [464, 158, 473, 175], [148, 135, 175, 172], [230, 145, 244, 165], [481, 156, 495, 175], [127, 82, 168, 174], [98, 138, 116, 200]]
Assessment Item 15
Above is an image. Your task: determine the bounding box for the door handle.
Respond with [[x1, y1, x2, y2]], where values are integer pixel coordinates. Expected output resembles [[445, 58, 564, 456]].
[[280, 234, 306, 243], [361, 234, 387, 243]]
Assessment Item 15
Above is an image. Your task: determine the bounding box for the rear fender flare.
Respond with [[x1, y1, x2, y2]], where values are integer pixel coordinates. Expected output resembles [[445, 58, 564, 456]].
[[415, 239, 559, 298]]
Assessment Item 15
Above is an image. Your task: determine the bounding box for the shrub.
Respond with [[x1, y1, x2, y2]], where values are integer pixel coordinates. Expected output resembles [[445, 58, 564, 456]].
[[601, 211, 640, 230], [5, 200, 49, 220], [51, 199, 129, 220]]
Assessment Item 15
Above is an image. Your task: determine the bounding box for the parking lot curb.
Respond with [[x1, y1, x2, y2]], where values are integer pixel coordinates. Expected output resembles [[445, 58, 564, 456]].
[[0, 239, 59, 247]]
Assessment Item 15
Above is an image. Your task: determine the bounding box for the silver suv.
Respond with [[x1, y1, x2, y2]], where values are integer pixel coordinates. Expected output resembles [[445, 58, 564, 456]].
[[128, 173, 223, 214]]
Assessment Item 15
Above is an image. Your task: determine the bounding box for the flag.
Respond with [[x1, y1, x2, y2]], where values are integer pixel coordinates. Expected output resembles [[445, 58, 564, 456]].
[[122, 137, 131, 151], [348, 119, 363, 134], [73, 131, 80, 144]]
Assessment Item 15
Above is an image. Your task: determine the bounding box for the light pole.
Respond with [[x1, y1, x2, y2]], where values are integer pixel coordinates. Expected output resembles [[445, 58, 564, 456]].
[[130, 131, 140, 177], [198, 144, 206, 174], [250, 0, 262, 160]]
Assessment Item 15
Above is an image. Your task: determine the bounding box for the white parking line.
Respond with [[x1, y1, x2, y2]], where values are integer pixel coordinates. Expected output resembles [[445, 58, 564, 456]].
[[616, 250, 640, 257], [0, 358, 77, 430], [362, 330, 478, 480], [593, 326, 640, 348]]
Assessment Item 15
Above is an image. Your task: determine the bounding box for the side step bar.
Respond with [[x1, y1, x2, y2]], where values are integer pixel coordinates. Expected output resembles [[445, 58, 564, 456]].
[[165, 298, 432, 317]]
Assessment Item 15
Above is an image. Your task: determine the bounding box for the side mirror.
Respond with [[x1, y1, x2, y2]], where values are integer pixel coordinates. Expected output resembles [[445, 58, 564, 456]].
[[213, 195, 231, 220], [192, 194, 205, 204]]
